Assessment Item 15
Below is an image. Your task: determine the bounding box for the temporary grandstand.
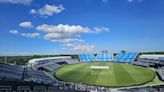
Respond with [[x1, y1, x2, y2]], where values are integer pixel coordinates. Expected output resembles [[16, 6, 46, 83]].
[[79, 51, 138, 62], [139, 55, 164, 61], [79, 53, 96, 62], [139, 55, 164, 63], [138, 55, 164, 66], [96, 50, 113, 61], [28, 56, 77, 67], [114, 52, 138, 62]]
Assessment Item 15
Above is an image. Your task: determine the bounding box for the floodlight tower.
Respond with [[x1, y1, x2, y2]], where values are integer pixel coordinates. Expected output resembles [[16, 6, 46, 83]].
[[102, 50, 108, 53], [5, 56, 7, 63]]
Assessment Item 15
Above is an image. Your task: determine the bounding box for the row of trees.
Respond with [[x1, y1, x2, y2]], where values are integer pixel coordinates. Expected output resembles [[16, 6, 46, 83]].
[[141, 52, 164, 55]]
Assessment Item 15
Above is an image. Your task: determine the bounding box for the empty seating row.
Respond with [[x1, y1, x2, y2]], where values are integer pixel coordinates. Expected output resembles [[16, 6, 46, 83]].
[[0, 62, 23, 80], [43, 64, 59, 72], [36, 62, 61, 72], [132, 61, 154, 67], [24, 67, 55, 84], [0, 67, 22, 75], [0, 72, 22, 80], [0, 62, 23, 72]]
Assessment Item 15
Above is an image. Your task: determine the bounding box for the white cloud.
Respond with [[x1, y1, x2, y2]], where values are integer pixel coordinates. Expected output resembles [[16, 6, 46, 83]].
[[102, 0, 108, 3], [10, 23, 109, 52], [36, 24, 90, 34], [62, 43, 95, 52], [20, 33, 41, 38], [94, 27, 109, 33], [64, 43, 74, 47], [70, 44, 95, 52], [43, 32, 79, 40], [30, 9, 36, 14], [0, 0, 32, 5], [36, 24, 109, 52], [61, 43, 95, 53], [9, 29, 41, 38], [9, 30, 19, 34], [44, 32, 84, 44], [52, 38, 84, 43], [30, 4, 64, 17], [127, 0, 143, 3], [19, 22, 33, 28], [36, 24, 108, 34], [44, 33, 65, 40], [128, 0, 134, 3]]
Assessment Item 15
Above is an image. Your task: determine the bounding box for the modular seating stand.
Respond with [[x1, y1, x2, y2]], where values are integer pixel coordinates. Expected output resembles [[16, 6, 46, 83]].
[[96, 52, 113, 62], [79, 52, 138, 63], [114, 52, 138, 62], [79, 54, 96, 62]]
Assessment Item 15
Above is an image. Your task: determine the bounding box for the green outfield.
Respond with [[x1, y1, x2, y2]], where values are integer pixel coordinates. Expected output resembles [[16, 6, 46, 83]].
[[55, 62, 155, 87]]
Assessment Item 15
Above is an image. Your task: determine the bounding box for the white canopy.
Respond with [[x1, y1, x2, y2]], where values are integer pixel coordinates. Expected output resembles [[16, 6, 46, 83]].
[[139, 54, 164, 60], [28, 56, 72, 64]]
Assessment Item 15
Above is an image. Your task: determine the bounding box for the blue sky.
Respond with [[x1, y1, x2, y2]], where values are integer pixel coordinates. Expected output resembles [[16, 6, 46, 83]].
[[0, 0, 164, 56]]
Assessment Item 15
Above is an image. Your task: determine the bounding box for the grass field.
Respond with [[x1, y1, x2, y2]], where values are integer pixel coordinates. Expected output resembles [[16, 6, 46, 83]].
[[55, 62, 155, 87]]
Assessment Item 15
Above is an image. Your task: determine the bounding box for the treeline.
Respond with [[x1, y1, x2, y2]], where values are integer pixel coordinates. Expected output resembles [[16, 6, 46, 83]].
[[141, 52, 164, 55], [0, 54, 79, 65]]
